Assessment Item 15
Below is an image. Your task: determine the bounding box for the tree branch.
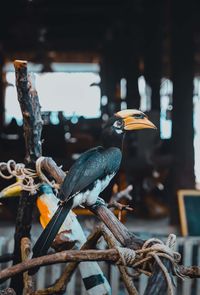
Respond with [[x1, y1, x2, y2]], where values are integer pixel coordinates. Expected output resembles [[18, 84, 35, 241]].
[[0, 249, 119, 282], [21, 237, 33, 294], [10, 60, 43, 293], [101, 225, 138, 295]]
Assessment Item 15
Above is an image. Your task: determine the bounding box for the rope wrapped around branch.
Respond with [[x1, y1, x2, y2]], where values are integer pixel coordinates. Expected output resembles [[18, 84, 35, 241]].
[[0, 160, 39, 194], [115, 234, 183, 295], [0, 157, 61, 195]]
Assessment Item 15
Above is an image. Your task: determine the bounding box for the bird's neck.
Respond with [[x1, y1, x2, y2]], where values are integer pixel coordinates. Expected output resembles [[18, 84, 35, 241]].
[[101, 128, 125, 149]]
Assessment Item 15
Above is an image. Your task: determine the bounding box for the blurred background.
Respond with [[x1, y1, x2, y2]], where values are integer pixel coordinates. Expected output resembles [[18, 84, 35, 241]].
[[0, 0, 200, 238], [1, 1, 200, 294], [0, 0, 200, 224]]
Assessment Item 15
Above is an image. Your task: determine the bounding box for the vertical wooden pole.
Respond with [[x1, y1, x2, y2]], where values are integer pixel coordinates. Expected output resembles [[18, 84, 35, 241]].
[[170, 0, 195, 221], [10, 60, 43, 293], [143, 0, 164, 113], [0, 51, 5, 132]]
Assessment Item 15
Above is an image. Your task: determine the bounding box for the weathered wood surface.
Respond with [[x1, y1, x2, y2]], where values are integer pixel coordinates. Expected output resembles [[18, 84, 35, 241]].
[[14, 60, 43, 164], [102, 225, 138, 295], [10, 60, 43, 293], [21, 237, 33, 295], [0, 288, 16, 295], [1, 249, 119, 281]]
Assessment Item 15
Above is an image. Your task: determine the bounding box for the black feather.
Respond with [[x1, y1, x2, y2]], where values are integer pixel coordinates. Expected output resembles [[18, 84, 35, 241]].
[[32, 199, 73, 258]]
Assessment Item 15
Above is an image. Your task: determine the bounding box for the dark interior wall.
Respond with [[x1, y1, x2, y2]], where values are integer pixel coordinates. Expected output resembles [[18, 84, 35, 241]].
[[0, 0, 199, 222]]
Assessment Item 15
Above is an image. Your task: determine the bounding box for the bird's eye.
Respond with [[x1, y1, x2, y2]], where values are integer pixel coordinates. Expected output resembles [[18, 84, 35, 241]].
[[113, 120, 123, 128]]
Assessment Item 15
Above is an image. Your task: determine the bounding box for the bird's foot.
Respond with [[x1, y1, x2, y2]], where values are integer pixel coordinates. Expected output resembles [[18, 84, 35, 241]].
[[96, 197, 106, 205]]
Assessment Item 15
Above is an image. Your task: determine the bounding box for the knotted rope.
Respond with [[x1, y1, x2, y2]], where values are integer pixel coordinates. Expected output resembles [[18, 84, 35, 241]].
[[115, 234, 183, 295], [0, 160, 39, 194], [0, 157, 60, 194], [35, 157, 60, 192]]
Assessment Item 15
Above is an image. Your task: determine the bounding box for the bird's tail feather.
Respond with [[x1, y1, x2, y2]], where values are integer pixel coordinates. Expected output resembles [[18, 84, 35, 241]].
[[32, 200, 73, 259]]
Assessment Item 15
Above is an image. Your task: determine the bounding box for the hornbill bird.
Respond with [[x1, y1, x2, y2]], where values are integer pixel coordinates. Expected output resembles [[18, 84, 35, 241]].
[[32, 109, 156, 260]]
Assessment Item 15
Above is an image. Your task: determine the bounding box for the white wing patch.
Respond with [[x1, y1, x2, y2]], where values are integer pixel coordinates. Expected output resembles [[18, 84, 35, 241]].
[[73, 173, 115, 207]]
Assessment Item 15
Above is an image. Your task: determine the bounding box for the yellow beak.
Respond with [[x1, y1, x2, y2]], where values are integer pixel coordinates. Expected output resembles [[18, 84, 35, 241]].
[[123, 116, 157, 131]]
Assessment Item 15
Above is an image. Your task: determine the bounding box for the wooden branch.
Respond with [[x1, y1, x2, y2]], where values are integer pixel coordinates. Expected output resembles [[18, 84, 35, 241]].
[[101, 225, 138, 295], [21, 238, 33, 295], [0, 249, 119, 282], [33, 227, 102, 295], [0, 253, 14, 263], [0, 288, 16, 295], [1, 247, 199, 288], [144, 259, 172, 295], [90, 202, 143, 249], [11, 60, 43, 293], [178, 265, 200, 278], [13, 60, 43, 164], [40, 157, 66, 184]]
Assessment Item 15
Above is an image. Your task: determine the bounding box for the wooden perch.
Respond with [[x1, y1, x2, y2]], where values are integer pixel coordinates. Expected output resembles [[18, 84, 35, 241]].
[[0, 249, 120, 281], [101, 225, 138, 295], [11, 60, 43, 293], [1, 247, 200, 284]]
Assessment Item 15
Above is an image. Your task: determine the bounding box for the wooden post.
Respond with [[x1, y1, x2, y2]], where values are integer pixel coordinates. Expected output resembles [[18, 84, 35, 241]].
[[143, 0, 163, 112], [169, 0, 195, 222], [21, 238, 33, 295], [10, 60, 43, 293], [0, 50, 5, 132]]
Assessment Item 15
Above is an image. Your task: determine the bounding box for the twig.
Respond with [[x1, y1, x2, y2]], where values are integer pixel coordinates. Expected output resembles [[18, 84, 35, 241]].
[[101, 225, 138, 295], [178, 265, 200, 278], [21, 237, 33, 294], [109, 184, 133, 204], [10, 60, 43, 293], [33, 227, 102, 295]]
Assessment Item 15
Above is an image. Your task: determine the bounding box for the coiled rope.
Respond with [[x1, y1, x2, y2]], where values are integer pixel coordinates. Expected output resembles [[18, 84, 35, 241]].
[[0, 157, 60, 194], [116, 234, 183, 295]]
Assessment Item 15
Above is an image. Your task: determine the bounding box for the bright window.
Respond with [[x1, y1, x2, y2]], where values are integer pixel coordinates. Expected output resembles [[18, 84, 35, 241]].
[[4, 63, 101, 125]]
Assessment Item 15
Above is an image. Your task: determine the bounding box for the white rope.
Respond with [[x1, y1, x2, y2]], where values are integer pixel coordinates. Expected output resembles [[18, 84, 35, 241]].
[[116, 234, 183, 295], [0, 158, 60, 194], [116, 247, 136, 266], [36, 157, 60, 193], [0, 160, 39, 194]]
